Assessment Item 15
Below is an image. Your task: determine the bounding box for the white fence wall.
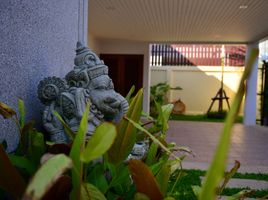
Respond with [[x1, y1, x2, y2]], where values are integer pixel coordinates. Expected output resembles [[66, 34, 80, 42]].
[[151, 66, 244, 115]]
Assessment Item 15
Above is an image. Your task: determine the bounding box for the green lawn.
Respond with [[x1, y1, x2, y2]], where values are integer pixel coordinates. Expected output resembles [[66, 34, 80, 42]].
[[170, 114, 243, 123], [169, 169, 268, 199]]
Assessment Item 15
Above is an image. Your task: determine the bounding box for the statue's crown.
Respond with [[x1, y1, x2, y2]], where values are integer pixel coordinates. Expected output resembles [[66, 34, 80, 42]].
[[74, 41, 104, 67], [66, 42, 108, 83]]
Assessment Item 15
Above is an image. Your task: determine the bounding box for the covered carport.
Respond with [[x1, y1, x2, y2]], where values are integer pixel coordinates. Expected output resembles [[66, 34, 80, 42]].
[[88, 0, 268, 125]]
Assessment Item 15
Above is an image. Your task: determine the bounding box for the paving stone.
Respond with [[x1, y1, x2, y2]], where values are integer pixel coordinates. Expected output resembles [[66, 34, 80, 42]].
[[201, 177, 268, 190], [167, 121, 268, 168], [182, 161, 268, 173]]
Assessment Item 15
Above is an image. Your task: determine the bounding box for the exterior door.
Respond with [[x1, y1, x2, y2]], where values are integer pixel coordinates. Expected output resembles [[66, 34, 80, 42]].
[[100, 54, 144, 97]]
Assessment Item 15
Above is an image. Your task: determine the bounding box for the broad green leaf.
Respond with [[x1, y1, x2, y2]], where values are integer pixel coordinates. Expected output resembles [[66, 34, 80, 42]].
[[86, 163, 109, 194], [0, 145, 26, 199], [161, 104, 174, 132], [134, 193, 150, 200], [149, 102, 173, 134], [18, 99, 25, 128], [145, 142, 158, 166], [125, 85, 136, 103], [8, 154, 37, 174], [150, 160, 166, 175], [129, 159, 163, 200], [54, 111, 75, 140], [28, 131, 46, 165], [16, 121, 35, 155], [0, 101, 16, 119], [23, 154, 72, 200], [108, 163, 130, 188], [80, 122, 117, 163], [70, 103, 90, 200], [125, 117, 180, 161], [156, 163, 171, 195], [199, 49, 259, 200], [108, 89, 143, 164], [81, 183, 107, 200]]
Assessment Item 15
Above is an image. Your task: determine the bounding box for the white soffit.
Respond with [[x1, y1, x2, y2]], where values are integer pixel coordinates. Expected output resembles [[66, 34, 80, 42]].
[[89, 0, 268, 43]]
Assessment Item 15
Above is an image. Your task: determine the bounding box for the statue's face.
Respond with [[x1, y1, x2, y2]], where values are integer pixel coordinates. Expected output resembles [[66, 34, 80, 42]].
[[89, 75, 122, 118]]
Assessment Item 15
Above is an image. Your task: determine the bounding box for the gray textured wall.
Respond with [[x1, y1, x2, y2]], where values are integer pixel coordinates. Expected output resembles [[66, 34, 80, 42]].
[[0, 0, 79, 151]]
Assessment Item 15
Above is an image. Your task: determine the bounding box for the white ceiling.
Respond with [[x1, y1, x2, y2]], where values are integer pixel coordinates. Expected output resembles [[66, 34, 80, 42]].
[[88, 0, 268, 44]]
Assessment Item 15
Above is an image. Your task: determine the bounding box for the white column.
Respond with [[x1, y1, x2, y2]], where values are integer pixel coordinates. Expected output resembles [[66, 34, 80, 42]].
[[142, 43, 151, 114], [244, 43, 259, 125]]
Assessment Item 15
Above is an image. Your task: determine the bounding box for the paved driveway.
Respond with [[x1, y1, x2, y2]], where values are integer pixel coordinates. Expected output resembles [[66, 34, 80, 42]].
[[166, 121, 268, 173]]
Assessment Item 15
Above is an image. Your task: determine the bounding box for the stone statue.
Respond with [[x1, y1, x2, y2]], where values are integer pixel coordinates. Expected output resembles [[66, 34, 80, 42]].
[[37, 42, 129, 143]]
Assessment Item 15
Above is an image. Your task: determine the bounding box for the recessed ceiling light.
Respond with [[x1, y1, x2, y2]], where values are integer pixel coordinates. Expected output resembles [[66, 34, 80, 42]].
[[239, 5, 248, 9]]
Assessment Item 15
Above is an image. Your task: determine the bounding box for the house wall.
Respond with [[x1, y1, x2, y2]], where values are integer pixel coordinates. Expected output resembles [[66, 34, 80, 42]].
[[98, 39, 150, 113], [0, 0, 81, 151], [151, 66, 245, 115]]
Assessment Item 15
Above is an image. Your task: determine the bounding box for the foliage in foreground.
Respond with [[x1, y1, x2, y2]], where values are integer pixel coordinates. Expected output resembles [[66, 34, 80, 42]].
[[0, 89, 186, 200], [0, 49, 260, 200]]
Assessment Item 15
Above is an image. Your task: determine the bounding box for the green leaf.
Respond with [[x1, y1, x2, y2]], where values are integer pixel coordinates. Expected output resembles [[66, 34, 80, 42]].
[[54, 111, 75, 140], [81, 183, 107, 200], [134, 193, 150, 200], [80, 122, 117, 163], [16, 121, 35, 155], [0, 101, 16, 119], [125, 85, 135, 103], [145, 142, 158, 166], [155, 163, 171, 195], [23, 154, 72, 200], [0, 145, 26, 199], [108, 163, 130, 188], [164, 197, 176, 200], [150, 160, 166, 176], [150, 103, 173, 134], [8, 154, 37, 174], [160, 104, 174, 132], [125, 117, 180, 161], [86, 163, 109, 194], [18, 99, 25, 128], [108, 89, 143, 164], [28, 131, 46, 165], [129, 159, 163, 200], [69, 103, 90, 200], [199, 48, 259, 200]]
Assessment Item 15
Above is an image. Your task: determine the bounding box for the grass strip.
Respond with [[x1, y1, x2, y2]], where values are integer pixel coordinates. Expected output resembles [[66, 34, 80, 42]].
[[168, 169, 268, 199], [170, 114, 243, 123], [183, 169, 268, 181]]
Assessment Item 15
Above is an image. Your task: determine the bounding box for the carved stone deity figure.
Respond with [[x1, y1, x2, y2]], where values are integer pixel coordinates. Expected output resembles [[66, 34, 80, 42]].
[[37, 42, 129, 143]]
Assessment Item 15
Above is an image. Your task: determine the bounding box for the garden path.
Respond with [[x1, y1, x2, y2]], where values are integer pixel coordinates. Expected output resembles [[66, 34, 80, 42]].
[[166, 121, 268, 173]]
